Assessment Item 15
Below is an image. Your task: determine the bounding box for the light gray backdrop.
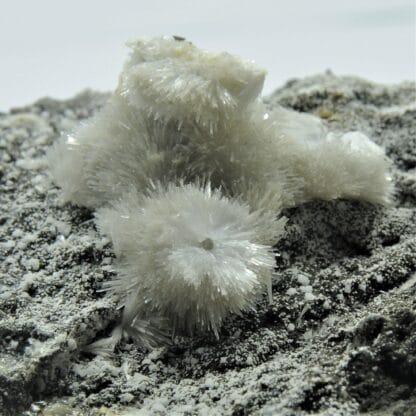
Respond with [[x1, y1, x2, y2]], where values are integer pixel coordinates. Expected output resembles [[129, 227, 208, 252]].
[[0, 0, 414, 111]]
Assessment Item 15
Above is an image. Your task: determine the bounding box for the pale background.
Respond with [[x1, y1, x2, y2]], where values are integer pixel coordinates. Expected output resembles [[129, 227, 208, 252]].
[[0, 0, 414, 111]]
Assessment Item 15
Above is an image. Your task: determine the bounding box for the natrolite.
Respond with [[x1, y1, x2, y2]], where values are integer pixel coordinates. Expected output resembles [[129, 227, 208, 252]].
[[48, 36, 391, 351]]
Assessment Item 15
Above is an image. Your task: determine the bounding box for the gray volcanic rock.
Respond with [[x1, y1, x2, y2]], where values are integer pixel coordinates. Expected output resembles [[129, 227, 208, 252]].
[[0, 76, 415, 416]]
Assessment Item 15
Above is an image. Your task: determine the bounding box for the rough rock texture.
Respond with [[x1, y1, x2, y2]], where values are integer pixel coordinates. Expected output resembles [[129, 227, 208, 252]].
[[0, 74, 415, 416]]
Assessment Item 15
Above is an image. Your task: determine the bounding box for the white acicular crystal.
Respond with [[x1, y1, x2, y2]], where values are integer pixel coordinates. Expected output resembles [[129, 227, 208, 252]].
[[47, 36, 392, 350], [96, 183, 284, 340], [121, 36, 266, 132]]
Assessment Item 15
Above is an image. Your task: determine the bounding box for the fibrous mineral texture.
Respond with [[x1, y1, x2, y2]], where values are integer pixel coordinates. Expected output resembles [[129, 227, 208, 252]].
[[46, 37, 391, 347], [0, 74, 415, 415]]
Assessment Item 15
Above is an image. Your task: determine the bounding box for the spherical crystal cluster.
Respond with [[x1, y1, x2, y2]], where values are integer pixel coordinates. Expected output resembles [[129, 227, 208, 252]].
[[97, 183, 283, 339], [48, 36, 391, 350]]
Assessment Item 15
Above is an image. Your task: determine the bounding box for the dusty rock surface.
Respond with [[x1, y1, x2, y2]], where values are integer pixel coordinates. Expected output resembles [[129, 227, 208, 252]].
[[0, 74, 415, 415]]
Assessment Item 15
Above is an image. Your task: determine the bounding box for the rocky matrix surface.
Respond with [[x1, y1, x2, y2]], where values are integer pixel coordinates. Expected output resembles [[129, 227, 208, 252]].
[[0, 74, 415, 416]]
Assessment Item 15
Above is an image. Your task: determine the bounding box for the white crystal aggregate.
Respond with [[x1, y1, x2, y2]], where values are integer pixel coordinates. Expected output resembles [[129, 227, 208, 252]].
[[47, 36, 392, 351]]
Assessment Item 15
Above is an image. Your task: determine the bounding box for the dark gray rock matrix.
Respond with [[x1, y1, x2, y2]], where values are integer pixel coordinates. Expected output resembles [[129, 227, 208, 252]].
[[0, 74, 415, 415]]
